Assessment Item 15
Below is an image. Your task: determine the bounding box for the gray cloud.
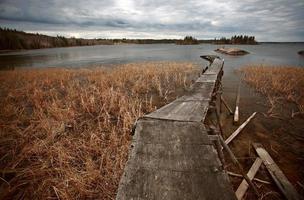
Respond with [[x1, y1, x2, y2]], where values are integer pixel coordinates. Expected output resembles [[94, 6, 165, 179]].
[[0, 0, 303, 41]]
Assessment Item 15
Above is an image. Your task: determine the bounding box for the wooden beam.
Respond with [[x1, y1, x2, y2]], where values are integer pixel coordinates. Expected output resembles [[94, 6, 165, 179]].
[[235, 158, 263, 200], [219, 135, 260, 197], [227, 171, 271, 185], [221, 96, 233, 115], [234, 83, 241, 124], [253, 143, 301, 200], [208, 135, 225, 168], [225, 112, 257, 145]]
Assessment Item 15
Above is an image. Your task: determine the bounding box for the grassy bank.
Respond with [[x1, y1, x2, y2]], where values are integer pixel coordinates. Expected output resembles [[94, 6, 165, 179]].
[[239, 65, 304, 115], [0, 62, 200, 199]]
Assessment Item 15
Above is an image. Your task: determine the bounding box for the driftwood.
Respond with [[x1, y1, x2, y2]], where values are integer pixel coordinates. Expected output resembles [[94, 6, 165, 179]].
[[253, 143, 300, 200]]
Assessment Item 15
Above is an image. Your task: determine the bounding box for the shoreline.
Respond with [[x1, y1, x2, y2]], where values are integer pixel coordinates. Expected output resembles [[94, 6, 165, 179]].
[[221, 65, 304, 199]]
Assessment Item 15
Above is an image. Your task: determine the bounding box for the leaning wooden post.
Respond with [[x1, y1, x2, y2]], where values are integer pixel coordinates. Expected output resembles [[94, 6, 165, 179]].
[[235, 157, 263, 200], [219, 135, 260, 197], [234, 82, 241, 124], [225, 112, 257, 145], [219, 92, 222, 113], [221, 96, 233, 115], [210, 104, 224, 136], [219, 83, 223, 114]]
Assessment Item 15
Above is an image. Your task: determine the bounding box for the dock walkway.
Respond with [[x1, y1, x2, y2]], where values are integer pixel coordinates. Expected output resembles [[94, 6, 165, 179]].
[[116, 57, 236, 200]]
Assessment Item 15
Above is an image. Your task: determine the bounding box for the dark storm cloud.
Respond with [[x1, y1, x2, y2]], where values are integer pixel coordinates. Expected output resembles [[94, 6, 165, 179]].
[[0, 0, 303, 41]]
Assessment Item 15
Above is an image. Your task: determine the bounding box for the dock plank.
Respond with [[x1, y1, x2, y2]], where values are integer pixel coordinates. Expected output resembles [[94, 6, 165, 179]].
[[116, 58, 236, 200], [117, 120, 236, 200], [144, 99, 209, 122], [204, 59, 224, 75], [133, 119, 211, 145], [118, 168, 235, 200], [178, 81, 216, 101]]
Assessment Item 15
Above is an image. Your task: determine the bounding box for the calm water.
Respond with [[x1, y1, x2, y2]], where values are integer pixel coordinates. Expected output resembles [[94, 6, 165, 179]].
[[0, 43, 303, 71]]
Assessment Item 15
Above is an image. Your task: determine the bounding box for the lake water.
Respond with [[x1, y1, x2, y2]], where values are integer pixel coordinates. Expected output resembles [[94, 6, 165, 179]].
[[0, 43, 303, 71]]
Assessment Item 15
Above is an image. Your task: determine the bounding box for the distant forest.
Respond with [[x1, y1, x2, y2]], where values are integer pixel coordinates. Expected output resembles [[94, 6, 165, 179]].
[[176, 36, 200, 45], [0, 27, 258, 50], [213, 35, 257, 44]]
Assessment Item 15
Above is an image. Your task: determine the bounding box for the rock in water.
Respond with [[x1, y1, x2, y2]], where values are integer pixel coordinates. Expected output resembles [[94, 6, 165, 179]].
[[215, 48, 249, 55], [298, 50, 304, 56]]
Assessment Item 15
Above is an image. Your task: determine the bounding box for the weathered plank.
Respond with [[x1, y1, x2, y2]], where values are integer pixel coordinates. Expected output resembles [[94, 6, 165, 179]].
[[204, 58, 224, 75], [117, 120, 236, 200], [225, 112, 257, 145], [144, 99, 210, 122], [235, 158, 263, 200], [179, 81, 215, 101], [118, 168, 234, 200], [195, 74, 218, 83], [144, 58, 223, 122], [253, 143, 301, 200], [227, 171, 271, 185], [133, 119, 211, 145]]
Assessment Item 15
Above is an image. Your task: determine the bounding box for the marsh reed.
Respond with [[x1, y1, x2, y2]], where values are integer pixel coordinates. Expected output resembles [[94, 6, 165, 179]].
[[240, 65, 304, 114], [0, 62, 200, 199]]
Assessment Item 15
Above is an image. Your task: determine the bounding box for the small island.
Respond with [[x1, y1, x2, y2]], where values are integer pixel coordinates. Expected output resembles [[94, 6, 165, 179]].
[[175, 36, 199, 45], [215, 47, 249, 55]]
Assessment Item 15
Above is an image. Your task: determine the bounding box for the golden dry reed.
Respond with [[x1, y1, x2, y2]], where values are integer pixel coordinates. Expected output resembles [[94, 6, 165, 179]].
[[0, 62, 200, 199], [240, 65, 304, 113]]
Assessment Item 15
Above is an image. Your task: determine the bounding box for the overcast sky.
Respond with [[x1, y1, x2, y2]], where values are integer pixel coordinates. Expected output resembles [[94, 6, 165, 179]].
[[0, 0, 303, 41]]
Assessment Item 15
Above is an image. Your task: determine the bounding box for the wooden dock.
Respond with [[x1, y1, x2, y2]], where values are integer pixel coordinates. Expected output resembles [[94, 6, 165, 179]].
[[116, 57, 236, 200]]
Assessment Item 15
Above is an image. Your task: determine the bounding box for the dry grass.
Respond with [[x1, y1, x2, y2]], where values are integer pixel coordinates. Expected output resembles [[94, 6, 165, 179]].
[[0, 62, 200, 200], [239, 65, 304, 114]]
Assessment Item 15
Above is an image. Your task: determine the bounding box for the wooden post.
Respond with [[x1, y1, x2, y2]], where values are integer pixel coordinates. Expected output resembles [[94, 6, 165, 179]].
[[208, 135, 225, 168], [215, 106, 224, 137], [234, 83, 241, 124], [253, 143, 300, 200], [219, 92, 222, 114], [235, 158, 263, 200], [225, 112, 257, 145]]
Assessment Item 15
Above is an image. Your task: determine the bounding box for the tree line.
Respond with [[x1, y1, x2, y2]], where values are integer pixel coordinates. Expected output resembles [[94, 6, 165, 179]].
[[175, 36, 200, 45], [0, 27, 114, 50], [213, 35, 257, 44], [0, 27, 258, 50]]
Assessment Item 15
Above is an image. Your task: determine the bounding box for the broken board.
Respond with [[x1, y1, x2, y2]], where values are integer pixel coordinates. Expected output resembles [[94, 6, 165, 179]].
[[253, 143, 300, 200]]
